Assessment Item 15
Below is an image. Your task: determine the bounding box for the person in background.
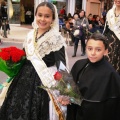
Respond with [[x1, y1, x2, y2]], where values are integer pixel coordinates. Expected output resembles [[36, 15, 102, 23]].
[[103, 0, 120, 75], [72, 13, 81, 57], [1, 21, 7, 38], [94, 15, 104, 33], [92, 15, 97, 21], [58, 14, 65, 32], [58, 33, 120, 120], [67, 13, 73, 19], [6, 20, 10, 34], [1, 1, 7, 38], [65, 17, 74, 45], [87, 13, 96, 33], [72, 9, 89, 57], [60, 5, 66, 19], [87, 13, 93, 25], [20, 4, 25, 24], [72, 13, 79, 26], [102, 9, 107, 23], [0, 2, 68, 120], [25, 9, 33, 24]]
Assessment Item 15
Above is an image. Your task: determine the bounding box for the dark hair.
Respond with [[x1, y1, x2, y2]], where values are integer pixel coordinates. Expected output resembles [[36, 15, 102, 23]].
[[87, 33, 108, 50], [88, 13, 92, 17], [79, 9, 86, 17], [35, 2, 55, 20], [62, 5, 66, 8], [73, 13, 79, 17]]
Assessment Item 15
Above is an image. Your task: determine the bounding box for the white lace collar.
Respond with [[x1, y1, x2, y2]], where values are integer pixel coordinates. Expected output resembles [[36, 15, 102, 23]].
[[106, 6, 120, 39], [24, 28, 66, 58]]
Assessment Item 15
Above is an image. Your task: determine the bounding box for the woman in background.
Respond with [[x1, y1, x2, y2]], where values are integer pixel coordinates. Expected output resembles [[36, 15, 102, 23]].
[[72, 10, 89, 57]]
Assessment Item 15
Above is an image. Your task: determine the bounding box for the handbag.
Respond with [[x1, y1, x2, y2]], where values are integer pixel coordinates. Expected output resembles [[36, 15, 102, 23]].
[[73, 29, 80, 36], [73, 18, 85, 37]]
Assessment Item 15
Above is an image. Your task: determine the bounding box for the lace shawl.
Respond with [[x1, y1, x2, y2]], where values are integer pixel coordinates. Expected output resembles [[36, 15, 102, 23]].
[[24, 28, 66, 59], [106, 5, 120, 40]]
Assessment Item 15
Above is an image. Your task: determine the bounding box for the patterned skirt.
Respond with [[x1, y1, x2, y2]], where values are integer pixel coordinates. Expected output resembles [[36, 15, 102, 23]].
[[0, 60, 50, 120]]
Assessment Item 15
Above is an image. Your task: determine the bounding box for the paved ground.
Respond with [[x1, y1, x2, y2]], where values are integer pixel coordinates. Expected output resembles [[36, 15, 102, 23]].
[[1, 24, 32, 43]]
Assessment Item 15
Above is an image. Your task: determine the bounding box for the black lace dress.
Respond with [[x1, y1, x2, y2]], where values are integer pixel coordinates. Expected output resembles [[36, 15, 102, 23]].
[[103, 23, 120, 75], [0, 47, 66, 120]]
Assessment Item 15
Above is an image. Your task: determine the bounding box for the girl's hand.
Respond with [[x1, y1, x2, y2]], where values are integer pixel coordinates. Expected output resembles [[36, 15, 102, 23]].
[[57, 95, 71, 106]]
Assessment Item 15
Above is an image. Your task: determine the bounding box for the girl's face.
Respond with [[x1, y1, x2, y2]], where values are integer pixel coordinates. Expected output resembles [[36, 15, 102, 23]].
[[86, 39, 108, 63], [79, 11, 85, 17], [114, 0, 120, 6], [36, 6, 54, 31]]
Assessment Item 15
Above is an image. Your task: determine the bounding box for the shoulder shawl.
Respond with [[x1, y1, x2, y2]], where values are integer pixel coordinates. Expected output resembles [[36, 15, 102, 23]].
[[106, 6, 120, 40], [24, 28, 66, 59]]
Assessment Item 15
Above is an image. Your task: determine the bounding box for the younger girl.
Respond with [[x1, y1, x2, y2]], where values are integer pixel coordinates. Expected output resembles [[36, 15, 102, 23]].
[[0, 2, 67, 120]]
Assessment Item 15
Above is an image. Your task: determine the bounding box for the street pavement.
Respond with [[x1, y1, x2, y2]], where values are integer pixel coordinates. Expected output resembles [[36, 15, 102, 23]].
[[0, 24, 87, 93], [1, 24, 33, 43]]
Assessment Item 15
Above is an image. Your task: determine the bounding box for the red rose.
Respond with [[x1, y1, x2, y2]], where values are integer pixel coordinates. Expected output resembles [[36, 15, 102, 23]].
[[0, 47, 26, 63], [11, 51, 21, 62], [54, 71, 62, 81], [0, 51, 10, 61]]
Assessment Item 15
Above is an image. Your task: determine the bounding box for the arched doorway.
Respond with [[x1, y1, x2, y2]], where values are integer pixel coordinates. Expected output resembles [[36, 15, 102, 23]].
[[20, 0, 34, 24], [9, 0, 34, 24], [76, 0, 82, 11]]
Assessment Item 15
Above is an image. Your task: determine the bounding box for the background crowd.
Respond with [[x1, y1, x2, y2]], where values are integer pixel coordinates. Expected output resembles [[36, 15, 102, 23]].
[[58, 5, 105, 58]]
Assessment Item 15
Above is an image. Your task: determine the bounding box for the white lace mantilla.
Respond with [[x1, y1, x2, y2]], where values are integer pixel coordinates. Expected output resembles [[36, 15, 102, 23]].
[[24, 29, 66, 59], [106, 5, 120, 39]]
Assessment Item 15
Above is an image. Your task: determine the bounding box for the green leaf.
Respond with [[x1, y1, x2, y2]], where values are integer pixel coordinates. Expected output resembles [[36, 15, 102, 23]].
[[0, 58, 25, 77]]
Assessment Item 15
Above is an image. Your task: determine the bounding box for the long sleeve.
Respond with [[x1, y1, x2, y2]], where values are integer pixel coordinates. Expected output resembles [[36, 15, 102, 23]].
[[54, 46, 66, 69]]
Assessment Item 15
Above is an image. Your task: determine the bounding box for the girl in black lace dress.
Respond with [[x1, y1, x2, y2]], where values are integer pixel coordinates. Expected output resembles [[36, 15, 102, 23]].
[[0, 2, 68, 120], [103, 1, 120, 75]]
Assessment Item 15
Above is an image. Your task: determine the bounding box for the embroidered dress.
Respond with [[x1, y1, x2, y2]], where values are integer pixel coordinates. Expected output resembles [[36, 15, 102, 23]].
[[0, 3, 68, 120], [0, 28, 67, 120], [103, 5, 120, 74]]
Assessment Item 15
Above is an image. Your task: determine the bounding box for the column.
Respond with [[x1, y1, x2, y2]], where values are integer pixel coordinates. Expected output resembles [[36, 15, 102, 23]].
[[82, 0, 87, 11], [67, 0, 75, 16]]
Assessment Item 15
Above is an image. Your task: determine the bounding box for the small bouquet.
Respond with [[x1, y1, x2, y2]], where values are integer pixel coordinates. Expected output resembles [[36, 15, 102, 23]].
[[0, 46, 26, 89], [40, 62, 82, 106], [53, 70, 82, 105]]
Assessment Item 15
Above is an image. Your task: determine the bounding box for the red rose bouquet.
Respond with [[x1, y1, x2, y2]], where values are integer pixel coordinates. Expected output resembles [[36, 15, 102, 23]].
[[40, 62, 83, 106], [0, 46, 26, 89], [52, 70, 82, 105]]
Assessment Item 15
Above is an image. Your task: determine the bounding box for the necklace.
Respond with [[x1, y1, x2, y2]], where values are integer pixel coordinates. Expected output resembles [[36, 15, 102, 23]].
[[115, 8, 120, 17], [34, 29, 38, 47], [35, 28, 38, 43], [34, 29, 50, 45], [26, 29, 49, 56]]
